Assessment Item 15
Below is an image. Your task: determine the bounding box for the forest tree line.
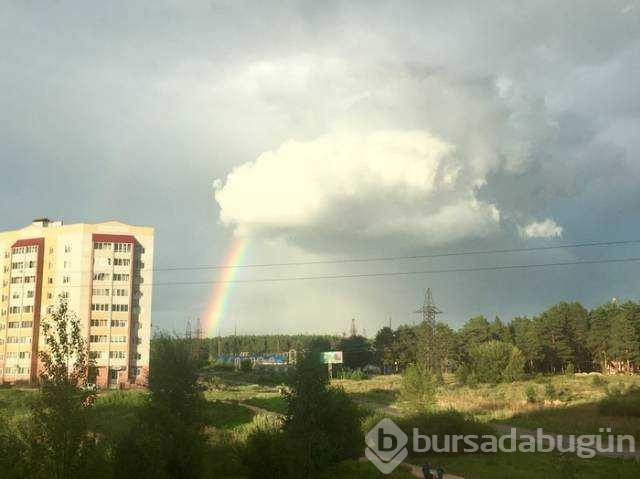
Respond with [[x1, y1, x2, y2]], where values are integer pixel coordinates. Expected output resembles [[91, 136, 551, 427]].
[[204, 299, 640, 376]]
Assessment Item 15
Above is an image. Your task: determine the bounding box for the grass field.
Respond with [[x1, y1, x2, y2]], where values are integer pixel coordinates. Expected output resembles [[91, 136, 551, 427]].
[[3, 370, 640, 478]]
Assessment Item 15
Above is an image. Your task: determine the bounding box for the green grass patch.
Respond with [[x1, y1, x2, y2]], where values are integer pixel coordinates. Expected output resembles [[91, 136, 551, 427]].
[[497, 392, 640, 440], [205, 400, 255, 429], [243, 396, 287, 414], [88, 390, 148, 440], [598, 390, 640, 417]]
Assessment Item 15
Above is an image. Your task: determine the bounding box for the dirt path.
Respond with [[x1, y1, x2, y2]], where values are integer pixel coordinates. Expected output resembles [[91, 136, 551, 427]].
[[358, 457, 464, 478], [492, 423, 639, 459]]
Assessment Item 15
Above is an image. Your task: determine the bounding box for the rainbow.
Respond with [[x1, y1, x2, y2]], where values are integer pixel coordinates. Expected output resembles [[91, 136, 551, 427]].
[[203, 236, 249, 337]]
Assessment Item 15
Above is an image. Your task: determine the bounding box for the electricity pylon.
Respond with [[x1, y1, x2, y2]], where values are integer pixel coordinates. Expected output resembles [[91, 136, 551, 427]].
[[414, 288, 442, 373]]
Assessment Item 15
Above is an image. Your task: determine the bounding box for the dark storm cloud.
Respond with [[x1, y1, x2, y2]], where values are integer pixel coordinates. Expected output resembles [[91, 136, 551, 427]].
[[2, 0, 639, 333]]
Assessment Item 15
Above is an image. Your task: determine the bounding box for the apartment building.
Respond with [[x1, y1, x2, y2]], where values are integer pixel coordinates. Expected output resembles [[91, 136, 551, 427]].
[[0, 219, 154, 388]]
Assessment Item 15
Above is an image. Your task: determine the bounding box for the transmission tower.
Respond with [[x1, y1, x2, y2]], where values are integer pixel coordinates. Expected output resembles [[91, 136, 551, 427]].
[[350, 318, 358, 337], [195, 317, 203, 341], [185, 318, 192, 340], [414, 288, 442, 373]]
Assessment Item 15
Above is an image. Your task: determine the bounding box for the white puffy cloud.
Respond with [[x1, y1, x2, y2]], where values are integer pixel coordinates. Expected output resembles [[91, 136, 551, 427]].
[[214, 130, 502, 246], [519, 218, 564, 239]]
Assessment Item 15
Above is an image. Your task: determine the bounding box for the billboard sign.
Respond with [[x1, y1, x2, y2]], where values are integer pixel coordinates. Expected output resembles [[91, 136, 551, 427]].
[[321, 351, 343, 364]]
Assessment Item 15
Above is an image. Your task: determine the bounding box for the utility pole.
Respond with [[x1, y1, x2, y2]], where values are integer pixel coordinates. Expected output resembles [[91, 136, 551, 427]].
[[414, 288, 442, 373]]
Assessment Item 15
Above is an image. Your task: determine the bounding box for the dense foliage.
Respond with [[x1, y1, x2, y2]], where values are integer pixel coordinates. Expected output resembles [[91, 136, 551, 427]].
[[242, 348, 363, 478], [205, 299, 640, 379]]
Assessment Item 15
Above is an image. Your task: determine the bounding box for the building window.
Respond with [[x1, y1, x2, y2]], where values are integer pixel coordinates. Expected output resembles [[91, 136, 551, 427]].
[[109, 351, 126, 359], [112, 304, 128, 312], [114, 243, 131, 252], [91, 319, 108, 327], [93, 273, 109, 281], [111, 320, 127, 328], [90, 335, 108, 343], [64, 245, 72, 253], [113, 274, 130, 282], [21, 321, 32, 328], [111, 335, 127, 343]]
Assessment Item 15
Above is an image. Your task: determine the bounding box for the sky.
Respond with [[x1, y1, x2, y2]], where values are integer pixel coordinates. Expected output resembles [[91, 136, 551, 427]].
[[2, 0, 640, 336]]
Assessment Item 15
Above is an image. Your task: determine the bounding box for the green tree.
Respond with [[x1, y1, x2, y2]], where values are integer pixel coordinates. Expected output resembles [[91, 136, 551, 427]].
[[434, 322, 458, 374], [609, 309, 639, 373], [283, 348, 362, 477], [337, 335, 371, 369], [401, 363, 437, 410], [27, 298, 101, 479], [373, 326, 395, 372], [535, 302, 590, 373], [114, 334, 207, 479], [457, 315, 491, 363], [392, 325, 419, 370], [510, 316, 540, 372]]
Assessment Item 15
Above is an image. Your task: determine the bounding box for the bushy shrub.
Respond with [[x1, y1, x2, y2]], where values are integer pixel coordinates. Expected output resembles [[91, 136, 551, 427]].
[[240, 359, 254, 373], [591, 375, 608, 388], [401, 364, 437, 410], [465, 341, 525, 384], [0, 420, 28, 479], [242, 417, 290, 478], [525, 385, 538, 403], [544, 382, 557, 400]]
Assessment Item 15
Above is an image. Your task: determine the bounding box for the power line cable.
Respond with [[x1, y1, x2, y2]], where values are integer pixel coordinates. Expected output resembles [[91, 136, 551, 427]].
[[156, 239, 640, 271], [41, 255, 640, 288], [26, 238, 640, 274]]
